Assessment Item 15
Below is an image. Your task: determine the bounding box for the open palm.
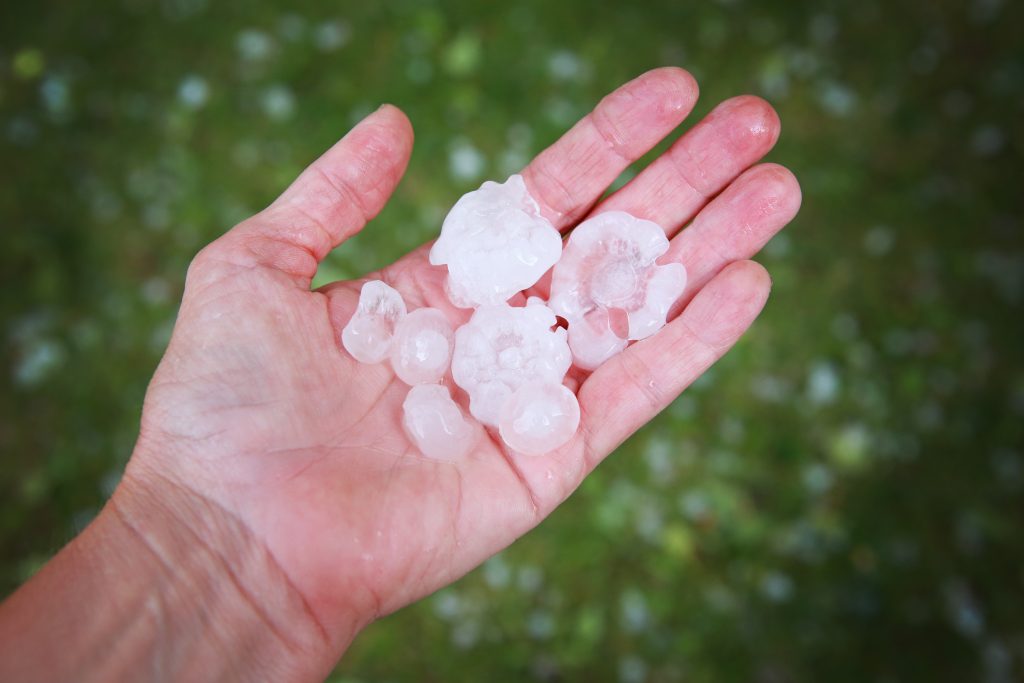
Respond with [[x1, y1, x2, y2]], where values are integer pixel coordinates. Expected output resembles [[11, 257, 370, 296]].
[[126, 68, 801, 657]]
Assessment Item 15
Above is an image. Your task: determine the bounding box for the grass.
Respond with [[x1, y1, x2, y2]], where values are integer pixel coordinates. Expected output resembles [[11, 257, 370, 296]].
[[1, 0, 1022, 680]]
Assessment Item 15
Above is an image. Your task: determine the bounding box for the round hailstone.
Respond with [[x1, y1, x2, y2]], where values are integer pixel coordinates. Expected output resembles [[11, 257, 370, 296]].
[[429, 174, 562, 308], [402, 384, 477, 460], [549, 211, 687, 370], [498, 382, 580, 456], [390, 308, 455, 385], [341, 280, 407, 364], [451, 299, 572, 426]]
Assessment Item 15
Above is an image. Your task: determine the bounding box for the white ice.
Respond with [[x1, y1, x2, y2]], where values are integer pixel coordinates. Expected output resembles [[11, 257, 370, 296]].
[[429, 174, 562, 308], [390, 308, 455, 385], [498, 382, 580, 456], [450, 299, 572, 426], [341, 280, 407, 364], [402, 384, 477, 460], [549, 211, 687, 370]]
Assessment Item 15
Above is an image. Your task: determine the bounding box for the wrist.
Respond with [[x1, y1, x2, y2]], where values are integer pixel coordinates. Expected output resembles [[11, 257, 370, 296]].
[[103, 462, 343, 681], [0, 456, 352, 683]]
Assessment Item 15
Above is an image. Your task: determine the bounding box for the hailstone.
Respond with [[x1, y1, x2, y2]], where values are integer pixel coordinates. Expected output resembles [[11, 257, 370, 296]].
[[390, 308, 454, 385], [549, 211, 687, 370], [429, 174, 562, 308], [341, 280, 407, 364], [451, 298, 572, 426], [342, 181, 687, 461], [402, 384, 477, 460], [498, 382, 580, 456]]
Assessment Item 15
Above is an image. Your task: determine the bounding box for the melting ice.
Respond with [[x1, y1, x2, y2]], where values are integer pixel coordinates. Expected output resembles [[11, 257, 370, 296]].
[[341, 181, 685, 458]]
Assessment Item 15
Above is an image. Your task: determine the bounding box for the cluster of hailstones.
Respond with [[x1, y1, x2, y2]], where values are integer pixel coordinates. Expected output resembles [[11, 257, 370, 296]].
[[341, 175, 687, 459]]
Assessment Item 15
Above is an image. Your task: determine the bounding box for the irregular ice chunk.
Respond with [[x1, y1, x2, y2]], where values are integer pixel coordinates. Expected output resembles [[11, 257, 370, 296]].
[[451, 299, 572, 426], [341, 280, 407, 364], [402, 384, 477, 460], [498, 382, 580, 456], [390, 308, 455, 385], [430, 174, 562, 308], [549, 211, 687, 370]]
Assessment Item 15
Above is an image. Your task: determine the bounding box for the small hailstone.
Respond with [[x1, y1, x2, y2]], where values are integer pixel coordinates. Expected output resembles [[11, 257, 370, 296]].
[[390, 308, 454, 385], [341, 280, 407, 364], [498, 382, 580, 456], [451, 299, 572, 426], [549, 211, 686, 370], [402, 384, 477, 460], [429, 174, 562, 308]]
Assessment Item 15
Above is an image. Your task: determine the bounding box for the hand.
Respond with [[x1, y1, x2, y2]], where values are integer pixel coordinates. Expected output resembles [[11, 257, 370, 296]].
[[121, 67, 800, 670]]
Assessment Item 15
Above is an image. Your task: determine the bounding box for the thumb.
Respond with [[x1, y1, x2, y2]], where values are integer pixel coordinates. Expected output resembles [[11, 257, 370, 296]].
[[196, 105, 414, 287]]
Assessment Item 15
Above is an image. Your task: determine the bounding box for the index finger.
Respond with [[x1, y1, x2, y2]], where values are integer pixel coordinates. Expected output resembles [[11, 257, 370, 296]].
[[521, 67, 699, 230]]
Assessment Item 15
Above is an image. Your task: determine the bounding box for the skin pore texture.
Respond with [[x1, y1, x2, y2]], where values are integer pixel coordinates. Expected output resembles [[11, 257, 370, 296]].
[[0, 68, 801, 682]]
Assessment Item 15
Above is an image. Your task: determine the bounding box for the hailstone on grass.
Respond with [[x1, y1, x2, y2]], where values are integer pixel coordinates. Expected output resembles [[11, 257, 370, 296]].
[[450, 298, 572, 427], [549, 211, 687, 370], [341, 280, 407, 364], [429, 174, 562, 308]]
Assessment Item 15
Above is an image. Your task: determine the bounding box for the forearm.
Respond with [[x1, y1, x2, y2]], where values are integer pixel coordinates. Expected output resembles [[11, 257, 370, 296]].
[[0, 470, 348, 683]]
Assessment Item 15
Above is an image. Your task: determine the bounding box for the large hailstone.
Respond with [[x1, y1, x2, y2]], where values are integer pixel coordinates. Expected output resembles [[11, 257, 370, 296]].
[[402, 384, 477, 460], [549, 211, 687, 371], [451, 298, 572, 426], [390, 308, 454, 385], [429, 174, 562, 308], [341, 280, 407, 364], [498, 382, 580, 456]]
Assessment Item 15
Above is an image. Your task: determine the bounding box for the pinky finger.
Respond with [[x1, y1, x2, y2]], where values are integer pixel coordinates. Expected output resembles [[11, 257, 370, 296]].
[[577, 260, 772, 464]]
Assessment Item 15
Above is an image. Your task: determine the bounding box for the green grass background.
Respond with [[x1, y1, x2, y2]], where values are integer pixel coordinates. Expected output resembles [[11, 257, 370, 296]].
[[1, 0, 1022, 680]]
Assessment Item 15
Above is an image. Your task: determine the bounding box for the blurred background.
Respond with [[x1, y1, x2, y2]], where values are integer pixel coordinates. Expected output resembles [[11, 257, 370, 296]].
[[1, 0, 1022, 680]]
